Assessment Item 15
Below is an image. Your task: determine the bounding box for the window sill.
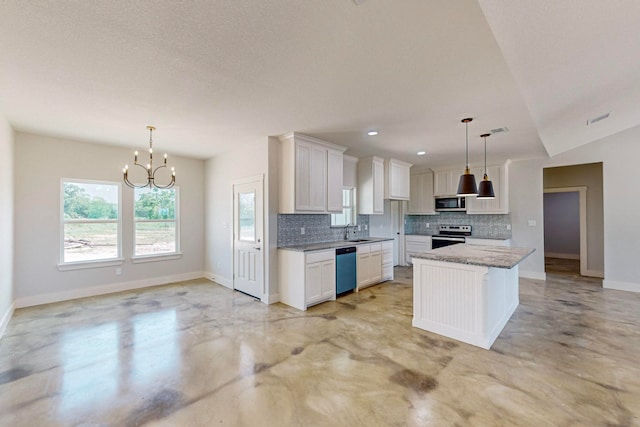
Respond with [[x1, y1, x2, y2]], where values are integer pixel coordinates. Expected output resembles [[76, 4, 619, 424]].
[[130, 252, 183, 264], [57, 258, 125, 272]]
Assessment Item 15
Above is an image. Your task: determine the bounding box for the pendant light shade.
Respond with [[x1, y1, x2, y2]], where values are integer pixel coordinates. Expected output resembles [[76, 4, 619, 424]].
[[477, 133, 495, 199], [456, 118, 478, 196]]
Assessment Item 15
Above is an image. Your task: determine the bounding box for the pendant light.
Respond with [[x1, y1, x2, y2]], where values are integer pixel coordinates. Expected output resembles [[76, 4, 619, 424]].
[[456, 118, 478, 196], [477, 133, 495, 199]]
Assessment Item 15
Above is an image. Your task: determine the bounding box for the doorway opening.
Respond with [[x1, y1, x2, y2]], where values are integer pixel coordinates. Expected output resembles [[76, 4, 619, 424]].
[[543, 163, 604, 279]]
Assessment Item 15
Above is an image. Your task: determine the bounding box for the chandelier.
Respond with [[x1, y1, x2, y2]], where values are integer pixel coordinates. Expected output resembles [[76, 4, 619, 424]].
[[123, 126, 175, 189]]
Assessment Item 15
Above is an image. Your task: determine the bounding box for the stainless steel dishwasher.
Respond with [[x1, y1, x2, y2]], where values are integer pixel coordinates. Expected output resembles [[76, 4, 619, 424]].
[[336, 246, 357, 295]]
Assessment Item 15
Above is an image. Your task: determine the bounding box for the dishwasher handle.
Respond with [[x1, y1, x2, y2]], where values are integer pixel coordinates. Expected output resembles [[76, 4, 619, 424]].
[[336, 246, 357, 255]]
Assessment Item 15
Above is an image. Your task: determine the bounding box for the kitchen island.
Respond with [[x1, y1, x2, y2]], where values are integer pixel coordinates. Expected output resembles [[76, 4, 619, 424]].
[[412, 244, 534, 349]]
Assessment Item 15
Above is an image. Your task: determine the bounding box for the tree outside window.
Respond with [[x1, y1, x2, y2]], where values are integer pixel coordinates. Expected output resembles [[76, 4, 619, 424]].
[[134, 188, 179, 256]]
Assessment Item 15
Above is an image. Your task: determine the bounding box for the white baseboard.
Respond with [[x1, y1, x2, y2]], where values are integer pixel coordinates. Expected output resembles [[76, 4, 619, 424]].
[[262, 293, 280, 304], [519, 270, 547, 281], [545, 252, 580, 260], [15, 271, 205, 308], [204, 271, 233, 289], [603, 279, 640, 293], [584, 269, 604, 279], [0, 302, 15, 341]]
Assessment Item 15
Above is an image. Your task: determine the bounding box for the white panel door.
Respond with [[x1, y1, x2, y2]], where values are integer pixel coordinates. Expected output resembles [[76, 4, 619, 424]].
[[233, 178, 264, 299]]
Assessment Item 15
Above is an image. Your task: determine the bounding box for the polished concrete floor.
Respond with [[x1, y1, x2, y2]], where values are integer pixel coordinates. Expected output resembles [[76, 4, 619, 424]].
[[1, 268, 639, 426]]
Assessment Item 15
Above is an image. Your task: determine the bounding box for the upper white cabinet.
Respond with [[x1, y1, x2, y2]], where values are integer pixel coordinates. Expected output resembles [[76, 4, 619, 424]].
[[433, 169, 460, 196], [466, 161, 510, 214], [279, 133, 347, 214], [358, 156, 384, 215], [384, 158, 412, 200], [408, 170, 436, 214]]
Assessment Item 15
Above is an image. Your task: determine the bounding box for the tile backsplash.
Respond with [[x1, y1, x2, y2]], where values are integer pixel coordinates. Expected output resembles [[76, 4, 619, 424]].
[[278, 214, 370, 246], [405, 212, 512, 239]]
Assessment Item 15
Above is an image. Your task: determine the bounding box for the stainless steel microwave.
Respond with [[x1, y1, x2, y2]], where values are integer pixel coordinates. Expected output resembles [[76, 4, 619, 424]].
[[435, 196, 466, 212]]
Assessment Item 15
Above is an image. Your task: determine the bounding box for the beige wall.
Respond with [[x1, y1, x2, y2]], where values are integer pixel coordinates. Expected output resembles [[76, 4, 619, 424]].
[[0, 115, 14, 335], [13, 132, 206, 306], [544, 163, 604, 274]]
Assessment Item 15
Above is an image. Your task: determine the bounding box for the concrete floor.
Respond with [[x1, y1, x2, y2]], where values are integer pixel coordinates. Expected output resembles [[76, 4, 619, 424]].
[[1, 267, 639, 426]]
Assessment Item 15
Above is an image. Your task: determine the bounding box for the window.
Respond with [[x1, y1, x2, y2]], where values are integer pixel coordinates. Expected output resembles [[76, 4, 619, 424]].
[[61, 180, 121, 264], [134, 187, 179, 257], [331, 187, 356, 227]]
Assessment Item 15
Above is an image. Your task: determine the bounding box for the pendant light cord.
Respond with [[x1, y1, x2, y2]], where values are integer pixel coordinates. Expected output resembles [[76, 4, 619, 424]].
[[465, 121, 469, 169]]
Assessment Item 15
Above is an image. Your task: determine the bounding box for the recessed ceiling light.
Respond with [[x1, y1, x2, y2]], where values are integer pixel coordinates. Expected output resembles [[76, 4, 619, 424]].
[[367, 130, 378, 136], [417, 151, 426, 156]]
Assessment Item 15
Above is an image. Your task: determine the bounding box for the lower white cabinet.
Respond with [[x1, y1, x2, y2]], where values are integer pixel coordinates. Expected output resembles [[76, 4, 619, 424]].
[[405, 235, 432, 265], [465, 238, 511, 247], [357, 243, 383, 290], [279, 249, 336, 311], [381, 241, 394, 281]]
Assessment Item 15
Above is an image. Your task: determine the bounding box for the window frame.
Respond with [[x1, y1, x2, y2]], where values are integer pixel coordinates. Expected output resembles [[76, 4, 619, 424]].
[[331, 187, 357, 227], [131, 186, 181, 262], [58, 178, 124, 271]]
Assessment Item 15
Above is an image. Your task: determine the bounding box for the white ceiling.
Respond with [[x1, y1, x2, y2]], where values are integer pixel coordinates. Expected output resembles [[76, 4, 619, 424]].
[[0, 1, 636, 169]]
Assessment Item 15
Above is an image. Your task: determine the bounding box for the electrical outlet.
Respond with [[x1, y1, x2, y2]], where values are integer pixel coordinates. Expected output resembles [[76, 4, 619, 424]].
[[115, 268, 122, 276], [506, 224, 511, 230], [425, 223, 430, 229], [527, 220, 537, 227], [300, 227, 305, 235], [364, 225, 368, 231]]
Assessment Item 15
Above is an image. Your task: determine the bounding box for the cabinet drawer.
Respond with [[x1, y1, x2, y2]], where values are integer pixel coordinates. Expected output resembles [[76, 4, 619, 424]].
[[383, 263, 393, 279], [405, 235, 432, 244], [381, 241, 393, 251], [406, 243, 430, 253], [369, 243, 382, 253], [306, 250, 334, 264], [382, 251, 393, 264], [357, 244, 370, 254]]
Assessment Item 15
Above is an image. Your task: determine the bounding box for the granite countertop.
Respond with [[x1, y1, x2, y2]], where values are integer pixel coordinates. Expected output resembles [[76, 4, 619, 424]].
[[412, 244, 535, 269], [279, 237, 394, 252]]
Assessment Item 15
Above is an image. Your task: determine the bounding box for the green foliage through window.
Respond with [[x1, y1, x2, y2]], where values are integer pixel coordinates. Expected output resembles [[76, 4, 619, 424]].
[[135, 188, 176, 220], [64, 183, 118, 220]]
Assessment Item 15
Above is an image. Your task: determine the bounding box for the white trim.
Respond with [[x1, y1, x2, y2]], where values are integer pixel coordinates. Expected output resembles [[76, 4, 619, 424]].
[[15, 271, 204, 308], [131, 252, 182, 264], [133, 186, 180, 258], [585, 269, 604, 278], [544, 186, 588, 276], [262, 293, 281, 304], [204, 271, 233, 289], [603, 280, 640, 293], [544, 252, 580, 260], [277, 132, 347, 153], [0, 302, 15, 341], [58, 257, 125, 271], [519, 270, 547, 281]]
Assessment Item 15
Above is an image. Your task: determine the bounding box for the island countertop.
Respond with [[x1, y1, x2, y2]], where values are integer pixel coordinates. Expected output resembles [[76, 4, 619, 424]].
[[412, 244, 535, 269]]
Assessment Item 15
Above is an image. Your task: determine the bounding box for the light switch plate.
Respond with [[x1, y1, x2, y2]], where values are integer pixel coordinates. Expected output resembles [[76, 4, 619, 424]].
[[300, 227, 305, 235], [506, 224, 511, 230], [527, 220, 537, 227]]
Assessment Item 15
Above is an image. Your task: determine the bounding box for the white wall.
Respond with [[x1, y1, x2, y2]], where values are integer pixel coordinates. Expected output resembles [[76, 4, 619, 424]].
[[13, 132, 205, 306], [0, 115, 14, 337], [204, 139, 269, 294], [543, 192, 580, 257], [510, 124, 640, 291]]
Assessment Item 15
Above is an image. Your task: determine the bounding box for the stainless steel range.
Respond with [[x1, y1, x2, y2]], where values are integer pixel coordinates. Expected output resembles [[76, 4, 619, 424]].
[[431, 225, 471, 249]]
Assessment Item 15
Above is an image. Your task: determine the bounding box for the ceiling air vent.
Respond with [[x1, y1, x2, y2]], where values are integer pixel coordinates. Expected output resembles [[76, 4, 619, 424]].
[[490, 127, 509, 134], [586, 112, 610, 126]]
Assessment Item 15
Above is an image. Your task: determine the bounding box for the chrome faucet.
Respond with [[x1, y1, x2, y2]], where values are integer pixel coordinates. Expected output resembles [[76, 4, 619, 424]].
[[344, 223, 354, 240]]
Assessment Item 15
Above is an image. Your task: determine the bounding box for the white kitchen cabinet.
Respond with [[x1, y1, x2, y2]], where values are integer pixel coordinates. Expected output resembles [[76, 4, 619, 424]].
[[381, 240, 394, 281], [466, 161, 510, 214], [327, 148, 344, 212], [279, 249, 336, 310], [466, 238, 511, 247], [408, 170, 436, 214], [433, 169, 459, 196], [405, 235, 431, 265], [384, 158, 412, 200], [279, 132, 347, 214], [357, 242, 383, 290], [358, 156, 385, 215]]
